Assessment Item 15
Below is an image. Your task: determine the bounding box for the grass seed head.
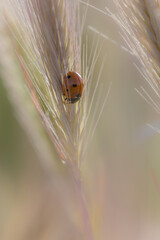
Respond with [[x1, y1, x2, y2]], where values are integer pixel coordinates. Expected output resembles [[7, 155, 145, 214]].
[[3, 0, 108, 178], [112, 0, 160, 112]]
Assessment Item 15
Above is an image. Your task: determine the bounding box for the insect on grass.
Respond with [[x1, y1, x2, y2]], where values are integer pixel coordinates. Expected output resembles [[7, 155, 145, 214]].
[[2, 1, 111, 239]]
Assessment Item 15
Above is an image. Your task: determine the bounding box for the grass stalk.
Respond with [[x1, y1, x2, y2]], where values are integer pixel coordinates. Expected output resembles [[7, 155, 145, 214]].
[[0, 0, 109, 238]]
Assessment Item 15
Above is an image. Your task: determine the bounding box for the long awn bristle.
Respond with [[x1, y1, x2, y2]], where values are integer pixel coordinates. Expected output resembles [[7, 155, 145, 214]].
[[110, 0, 160, 111]]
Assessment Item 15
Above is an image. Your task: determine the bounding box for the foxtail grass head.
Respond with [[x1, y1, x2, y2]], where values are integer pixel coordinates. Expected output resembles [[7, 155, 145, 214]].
[[2, 0, 109, 179], [111, 0, 160, 112]]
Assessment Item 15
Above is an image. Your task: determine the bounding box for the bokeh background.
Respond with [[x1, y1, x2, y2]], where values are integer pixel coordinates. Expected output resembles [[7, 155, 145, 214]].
[[0, 0, 160, 239]]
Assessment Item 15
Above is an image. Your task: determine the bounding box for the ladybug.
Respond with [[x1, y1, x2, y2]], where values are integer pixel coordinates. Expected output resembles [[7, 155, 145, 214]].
[[63, 71, 84, 103]]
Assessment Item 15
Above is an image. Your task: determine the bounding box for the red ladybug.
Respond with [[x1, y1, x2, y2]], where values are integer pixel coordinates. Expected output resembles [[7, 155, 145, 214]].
[[63, 71, 84, 103]]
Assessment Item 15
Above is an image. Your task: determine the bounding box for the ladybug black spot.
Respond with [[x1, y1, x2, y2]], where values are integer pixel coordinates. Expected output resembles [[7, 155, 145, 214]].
[[72, 84, 77, 87], [67, 75, 71, 79]]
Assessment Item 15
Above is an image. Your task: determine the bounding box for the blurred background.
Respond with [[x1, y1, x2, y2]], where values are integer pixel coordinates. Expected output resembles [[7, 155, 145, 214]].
[[0, 0, 160, 239]]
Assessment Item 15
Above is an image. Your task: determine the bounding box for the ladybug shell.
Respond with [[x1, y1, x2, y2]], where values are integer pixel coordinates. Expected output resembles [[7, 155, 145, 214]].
[[63, 71, 83, 103]]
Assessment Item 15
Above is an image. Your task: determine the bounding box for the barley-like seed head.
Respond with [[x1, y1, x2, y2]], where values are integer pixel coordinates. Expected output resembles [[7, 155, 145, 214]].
[[111, 0, 160, 112], [2, 0, 108, 182]]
